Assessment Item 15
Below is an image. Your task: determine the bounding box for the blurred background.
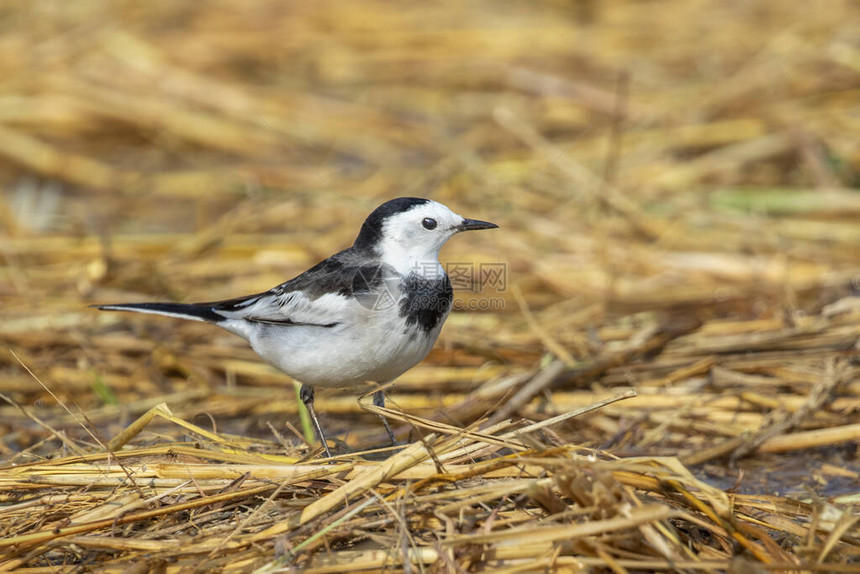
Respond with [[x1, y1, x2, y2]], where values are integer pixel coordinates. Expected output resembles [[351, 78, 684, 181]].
[[1, 0, 858, 490]]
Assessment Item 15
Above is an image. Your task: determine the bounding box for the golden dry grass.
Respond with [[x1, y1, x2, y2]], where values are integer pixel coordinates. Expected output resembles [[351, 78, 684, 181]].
[[1, 0, 859, 571]]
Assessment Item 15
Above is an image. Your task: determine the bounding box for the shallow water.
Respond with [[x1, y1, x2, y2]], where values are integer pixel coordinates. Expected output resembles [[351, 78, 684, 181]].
[[695, 447, 860, 500]]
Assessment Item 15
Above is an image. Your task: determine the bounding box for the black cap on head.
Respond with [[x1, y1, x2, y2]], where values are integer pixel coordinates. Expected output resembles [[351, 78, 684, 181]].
[[353, 197, 429, 252]]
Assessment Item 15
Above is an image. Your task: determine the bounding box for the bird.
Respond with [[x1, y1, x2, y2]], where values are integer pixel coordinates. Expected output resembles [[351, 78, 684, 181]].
[[94, 197, 498, 456]]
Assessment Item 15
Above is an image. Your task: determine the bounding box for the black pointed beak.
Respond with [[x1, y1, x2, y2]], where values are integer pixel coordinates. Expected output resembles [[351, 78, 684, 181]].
[[456, 218, 498, 232]]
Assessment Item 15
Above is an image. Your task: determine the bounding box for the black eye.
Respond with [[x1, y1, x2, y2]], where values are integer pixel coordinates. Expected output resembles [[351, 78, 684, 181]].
[[422, 217, 437, 230]]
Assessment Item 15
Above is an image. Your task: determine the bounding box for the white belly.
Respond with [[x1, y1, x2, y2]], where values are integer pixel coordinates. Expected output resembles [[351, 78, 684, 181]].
[[239, 303, 445, 388]]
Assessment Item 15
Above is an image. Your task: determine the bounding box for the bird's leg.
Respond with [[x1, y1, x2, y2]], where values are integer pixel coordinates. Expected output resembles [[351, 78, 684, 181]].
[[300, 384, 332, 458], [373, 390, 398, 446]]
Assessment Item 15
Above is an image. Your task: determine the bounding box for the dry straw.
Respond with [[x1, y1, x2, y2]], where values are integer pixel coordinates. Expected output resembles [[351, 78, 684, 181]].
[[2, 395, 857, 572]]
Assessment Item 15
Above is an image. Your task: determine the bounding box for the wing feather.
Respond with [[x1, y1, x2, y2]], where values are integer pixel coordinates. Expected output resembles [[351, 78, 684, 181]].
[[199, 253, 390, 328]]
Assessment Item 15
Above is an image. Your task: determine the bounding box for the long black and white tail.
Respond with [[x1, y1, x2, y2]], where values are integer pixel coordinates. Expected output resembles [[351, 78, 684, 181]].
[[93, 302, 225, 323]]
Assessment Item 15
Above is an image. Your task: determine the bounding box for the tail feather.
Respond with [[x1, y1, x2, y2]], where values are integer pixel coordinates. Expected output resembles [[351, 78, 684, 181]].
[[93, 302, 225, 323]]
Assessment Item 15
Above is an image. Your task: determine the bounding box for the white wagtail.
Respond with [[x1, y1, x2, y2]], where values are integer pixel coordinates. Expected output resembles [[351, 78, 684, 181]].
[[95, 197, 497, 456]]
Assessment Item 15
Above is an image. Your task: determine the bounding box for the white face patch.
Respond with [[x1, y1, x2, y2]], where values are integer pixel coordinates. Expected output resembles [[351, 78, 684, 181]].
[[376, 201, 465, 274]]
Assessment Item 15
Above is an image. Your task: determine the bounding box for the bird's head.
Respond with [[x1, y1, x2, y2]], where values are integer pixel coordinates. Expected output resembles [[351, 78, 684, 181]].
[[353, 197, 497, 274]]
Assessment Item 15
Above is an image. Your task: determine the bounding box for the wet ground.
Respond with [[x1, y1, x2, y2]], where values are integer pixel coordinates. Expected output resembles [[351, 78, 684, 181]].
[[696, 448, 860, 501]]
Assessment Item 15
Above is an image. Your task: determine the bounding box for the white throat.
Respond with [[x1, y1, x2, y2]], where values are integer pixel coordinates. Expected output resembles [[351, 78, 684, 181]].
[[377, 241, 444, 277]]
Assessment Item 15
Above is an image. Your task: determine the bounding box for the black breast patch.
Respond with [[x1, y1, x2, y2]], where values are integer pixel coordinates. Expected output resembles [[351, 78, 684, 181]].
[[399, 273, 453, 333]]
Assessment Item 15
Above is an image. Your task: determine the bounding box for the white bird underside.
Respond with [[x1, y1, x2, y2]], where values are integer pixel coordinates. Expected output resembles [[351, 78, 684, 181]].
[[221, 291, 444, 388]]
